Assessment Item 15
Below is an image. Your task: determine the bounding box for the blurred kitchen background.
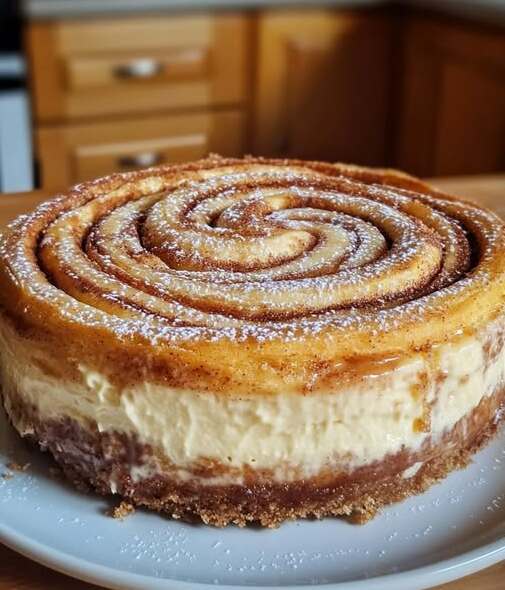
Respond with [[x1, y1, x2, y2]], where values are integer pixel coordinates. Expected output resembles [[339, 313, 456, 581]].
[[1, 0, 504, 193]]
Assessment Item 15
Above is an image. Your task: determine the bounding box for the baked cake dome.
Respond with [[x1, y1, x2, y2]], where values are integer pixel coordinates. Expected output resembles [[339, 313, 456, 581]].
[[1, 156, 505, 527]]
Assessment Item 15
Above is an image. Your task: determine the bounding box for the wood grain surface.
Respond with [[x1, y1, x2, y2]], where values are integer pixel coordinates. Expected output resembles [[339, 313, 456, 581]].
[[0, 174, 504, 589]]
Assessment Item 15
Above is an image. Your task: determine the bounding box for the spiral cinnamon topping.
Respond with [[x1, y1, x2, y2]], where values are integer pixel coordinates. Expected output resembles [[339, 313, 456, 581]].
[[1, 156, 505, 526]]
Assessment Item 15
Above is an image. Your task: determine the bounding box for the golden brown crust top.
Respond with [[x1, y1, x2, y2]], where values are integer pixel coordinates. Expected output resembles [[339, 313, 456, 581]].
[[1, 155, 504, 393]]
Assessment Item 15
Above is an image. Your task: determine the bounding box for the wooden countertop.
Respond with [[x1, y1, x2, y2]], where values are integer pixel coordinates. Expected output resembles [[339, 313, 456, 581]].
[[0, 174, 504, 590]]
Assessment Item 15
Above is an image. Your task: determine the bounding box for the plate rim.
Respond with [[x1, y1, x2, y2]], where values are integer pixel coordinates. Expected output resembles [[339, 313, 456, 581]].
[[1, 516, 504, 590]]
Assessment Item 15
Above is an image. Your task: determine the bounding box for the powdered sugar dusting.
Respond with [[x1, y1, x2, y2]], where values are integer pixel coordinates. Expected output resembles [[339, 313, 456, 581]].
[[1, 158, 504, 346]]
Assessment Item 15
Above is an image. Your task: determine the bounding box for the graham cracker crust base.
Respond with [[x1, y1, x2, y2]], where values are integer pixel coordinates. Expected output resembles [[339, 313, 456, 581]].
[[5, 390, 505, 528]]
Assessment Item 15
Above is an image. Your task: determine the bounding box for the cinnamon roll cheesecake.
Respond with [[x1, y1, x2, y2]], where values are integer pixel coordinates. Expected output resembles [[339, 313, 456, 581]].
[[1, 156, 505, 527]]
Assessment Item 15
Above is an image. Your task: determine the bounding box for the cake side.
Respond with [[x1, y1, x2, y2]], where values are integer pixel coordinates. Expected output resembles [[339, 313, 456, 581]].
[[2, 312, 505, 525], [4, 357, 505, 527]]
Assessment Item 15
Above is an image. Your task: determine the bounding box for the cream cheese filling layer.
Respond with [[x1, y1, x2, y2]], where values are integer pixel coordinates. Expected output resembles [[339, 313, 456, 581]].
[[1, 319, 505, 482]]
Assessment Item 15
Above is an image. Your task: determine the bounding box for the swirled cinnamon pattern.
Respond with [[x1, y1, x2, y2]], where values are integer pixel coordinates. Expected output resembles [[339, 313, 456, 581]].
[[1, 157, 505, 392]]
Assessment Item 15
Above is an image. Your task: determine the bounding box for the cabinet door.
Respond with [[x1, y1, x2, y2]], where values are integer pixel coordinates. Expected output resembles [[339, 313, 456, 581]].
[[254, 10, 394, 165], [36, 110, 245, 190], [396, 17, 505, 177]]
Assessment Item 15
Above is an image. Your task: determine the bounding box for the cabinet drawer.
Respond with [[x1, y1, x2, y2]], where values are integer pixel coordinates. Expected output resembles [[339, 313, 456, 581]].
[[65, 48, 210, 91], [36, 110, 245, 189], [27, 14, 249, 122], [74, 133, 208, 181]]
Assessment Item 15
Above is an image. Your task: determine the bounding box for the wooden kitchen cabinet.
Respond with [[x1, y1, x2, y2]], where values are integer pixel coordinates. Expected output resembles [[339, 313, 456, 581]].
[[36, 110, 245, 189], [396, 16, 505, 177], [253, 9, 395, 165], [27, 13, 249, 122], [25, 7, 505, 190], [26, 12, 252, 189]]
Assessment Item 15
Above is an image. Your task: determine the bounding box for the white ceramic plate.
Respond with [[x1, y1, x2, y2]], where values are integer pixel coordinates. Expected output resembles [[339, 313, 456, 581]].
[[1, 406, 504, 590]]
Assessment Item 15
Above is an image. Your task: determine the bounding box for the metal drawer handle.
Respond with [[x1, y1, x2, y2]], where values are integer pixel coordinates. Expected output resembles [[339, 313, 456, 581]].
[[118, 152, 163, 168], [113, 58, 163, 80]]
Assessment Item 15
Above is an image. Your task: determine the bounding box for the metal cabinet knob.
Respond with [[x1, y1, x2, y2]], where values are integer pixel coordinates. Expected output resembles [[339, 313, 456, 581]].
[[113, 58, 163, 80], [118, 152, 163, 168]]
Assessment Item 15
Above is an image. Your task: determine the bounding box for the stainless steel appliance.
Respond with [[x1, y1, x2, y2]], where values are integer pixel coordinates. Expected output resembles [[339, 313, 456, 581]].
[[0, 0, 33, 193]]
